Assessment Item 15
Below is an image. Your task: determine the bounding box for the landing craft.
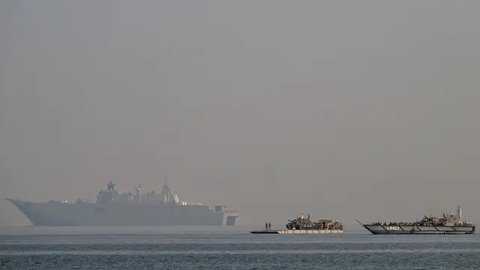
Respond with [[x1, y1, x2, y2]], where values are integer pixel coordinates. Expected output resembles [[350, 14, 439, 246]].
[[358, 206, 475, 235], [251, 214, 343, 234]]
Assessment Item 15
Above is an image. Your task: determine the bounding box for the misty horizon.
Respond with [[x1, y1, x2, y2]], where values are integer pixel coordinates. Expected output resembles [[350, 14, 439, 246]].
[[1, 1, 480, 228]]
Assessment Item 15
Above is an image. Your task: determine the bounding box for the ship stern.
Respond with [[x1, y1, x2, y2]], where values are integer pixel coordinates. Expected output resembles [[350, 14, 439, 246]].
[[225, 215, 238, 226]]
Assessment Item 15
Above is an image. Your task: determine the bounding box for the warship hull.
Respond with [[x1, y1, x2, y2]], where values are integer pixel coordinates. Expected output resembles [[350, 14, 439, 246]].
[[6, 199, 238, 226], [363, 224, 475, 235]]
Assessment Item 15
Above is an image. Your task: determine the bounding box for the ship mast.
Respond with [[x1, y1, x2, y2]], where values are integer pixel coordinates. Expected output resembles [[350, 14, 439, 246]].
[[135, 183, 142, 203]]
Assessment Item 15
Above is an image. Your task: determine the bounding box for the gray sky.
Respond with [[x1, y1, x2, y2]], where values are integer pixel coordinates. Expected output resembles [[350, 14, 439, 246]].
[[1, 0, 479, 227]]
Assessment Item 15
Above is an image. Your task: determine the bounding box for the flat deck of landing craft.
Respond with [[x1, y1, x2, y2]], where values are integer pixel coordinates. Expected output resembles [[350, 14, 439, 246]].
[[250, 230, 280, 234]]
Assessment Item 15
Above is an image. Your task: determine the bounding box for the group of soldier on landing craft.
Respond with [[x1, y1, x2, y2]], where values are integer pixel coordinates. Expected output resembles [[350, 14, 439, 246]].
[[285, 214, 343, 230]]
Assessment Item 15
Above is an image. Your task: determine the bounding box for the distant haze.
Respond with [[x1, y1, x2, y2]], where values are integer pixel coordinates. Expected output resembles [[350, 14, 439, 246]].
[[1, 1, 479, 228]]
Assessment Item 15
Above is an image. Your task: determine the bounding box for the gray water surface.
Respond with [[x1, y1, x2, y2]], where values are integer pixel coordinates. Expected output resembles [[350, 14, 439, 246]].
[[1, 226, 479, 269]]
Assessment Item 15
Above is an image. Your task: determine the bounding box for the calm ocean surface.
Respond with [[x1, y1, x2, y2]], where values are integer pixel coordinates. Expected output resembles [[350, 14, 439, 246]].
[[1, 226, 480, 269]]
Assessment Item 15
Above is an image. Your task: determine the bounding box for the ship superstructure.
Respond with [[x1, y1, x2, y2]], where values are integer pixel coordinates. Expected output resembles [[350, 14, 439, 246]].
[[6, 180, 239, 226], [95, 181, 181, 206], [360, 206, 475, 234]]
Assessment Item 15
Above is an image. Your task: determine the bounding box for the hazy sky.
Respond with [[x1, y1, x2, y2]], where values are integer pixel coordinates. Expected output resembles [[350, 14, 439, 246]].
[[1, 1, 479, 227]]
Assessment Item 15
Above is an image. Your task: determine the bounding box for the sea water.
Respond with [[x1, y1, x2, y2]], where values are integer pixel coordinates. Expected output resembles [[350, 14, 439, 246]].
[[1, 226, 479, 269]]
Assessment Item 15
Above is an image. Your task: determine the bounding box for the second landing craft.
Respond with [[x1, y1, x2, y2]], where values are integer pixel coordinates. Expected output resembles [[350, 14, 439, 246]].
[[359, 206, 475, 235]]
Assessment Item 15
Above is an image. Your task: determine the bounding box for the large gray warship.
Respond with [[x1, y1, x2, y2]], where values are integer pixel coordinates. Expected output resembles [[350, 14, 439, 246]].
[[6, 181, 239, 226], [359, 206, 475, 235]]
